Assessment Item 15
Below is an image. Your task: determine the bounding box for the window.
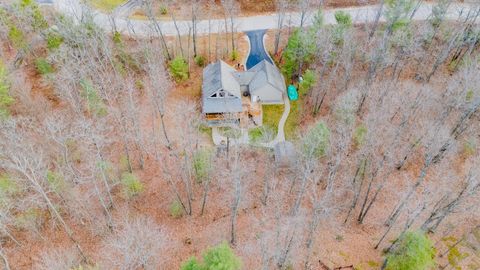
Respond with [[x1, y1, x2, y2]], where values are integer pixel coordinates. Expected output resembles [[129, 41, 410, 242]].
[[209, 89, 236, 99]]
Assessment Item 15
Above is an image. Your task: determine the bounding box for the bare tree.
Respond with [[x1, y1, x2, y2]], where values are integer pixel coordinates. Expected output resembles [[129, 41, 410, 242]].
[[103, 215, 169, 270], [0, 120, 87, 261], [162, 101, 201, 216], [144, 43, 173, 149], [421, 162, 479, 233], [221, 0, 239, 53], [274, 0, 289, 55], [35, 247, 81, 270], [143, 0, 171, 60], [228, 146, 248, 246]]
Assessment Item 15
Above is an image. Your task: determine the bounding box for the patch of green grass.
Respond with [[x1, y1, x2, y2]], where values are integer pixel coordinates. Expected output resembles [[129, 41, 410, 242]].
[[89, 0, 126, 12], [169, 199, 184, 218], [248, 126, 275, 143], [262, 102, 300, 141], [121, 173, 144, 199], [199, 124, 212, 139], [34, 58, 54, 75], [262, 104, 283, 133], [249, 127, 263, 142]]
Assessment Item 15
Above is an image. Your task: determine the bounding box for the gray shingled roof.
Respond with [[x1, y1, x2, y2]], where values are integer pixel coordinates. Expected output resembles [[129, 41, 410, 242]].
[[232, 71, 256, 86], [248, 60, 286, 95], [202, 61, 243, 114], [202, 60, 286, 114]]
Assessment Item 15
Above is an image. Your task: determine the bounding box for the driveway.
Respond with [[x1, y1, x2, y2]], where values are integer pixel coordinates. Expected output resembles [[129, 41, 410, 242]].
[[51, 0, 473, 37], [245, 30, 273, 70]]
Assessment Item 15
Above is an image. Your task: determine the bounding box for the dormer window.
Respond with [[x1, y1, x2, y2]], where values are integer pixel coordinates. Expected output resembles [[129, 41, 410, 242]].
[[210, 89, 236, 98]]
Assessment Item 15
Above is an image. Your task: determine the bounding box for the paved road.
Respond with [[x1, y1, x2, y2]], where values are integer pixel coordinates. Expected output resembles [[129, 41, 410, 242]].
[[112, 0, 141, 18], [245, 30, 273, 70], [52, 0, 475, 37]]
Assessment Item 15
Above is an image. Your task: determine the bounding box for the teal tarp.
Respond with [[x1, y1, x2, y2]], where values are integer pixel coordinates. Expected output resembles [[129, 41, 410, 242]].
[[287, 85, 298, 101]]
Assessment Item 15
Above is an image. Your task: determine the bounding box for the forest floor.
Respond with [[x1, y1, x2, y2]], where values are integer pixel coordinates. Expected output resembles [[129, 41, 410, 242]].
[[2, 8, 480, 270]]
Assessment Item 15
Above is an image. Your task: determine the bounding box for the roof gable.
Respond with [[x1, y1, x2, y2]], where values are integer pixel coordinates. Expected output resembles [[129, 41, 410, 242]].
[[249, 60, 286, 94], [202, 61, 242, 114]]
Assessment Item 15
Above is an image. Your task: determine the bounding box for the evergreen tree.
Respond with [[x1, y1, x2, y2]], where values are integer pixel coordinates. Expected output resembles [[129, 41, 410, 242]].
[[385, 231, 436, 270]]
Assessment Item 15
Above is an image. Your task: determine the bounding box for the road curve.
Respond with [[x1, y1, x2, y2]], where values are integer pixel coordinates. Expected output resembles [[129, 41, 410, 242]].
[[52, 0, 475, 37]]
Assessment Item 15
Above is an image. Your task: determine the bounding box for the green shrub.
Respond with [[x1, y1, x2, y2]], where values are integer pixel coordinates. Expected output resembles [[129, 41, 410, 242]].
[[282, 29, 315, 79], [0, 174, 18, 197], [8, 25, 26, 49], [353, 124, 367, 148], [116, 51, 141, 74], [180, 257, 202, 270], [194, 55, 206, 67], [181, 242, 242, 270], [391, 18, 410, 32], [121, 173, 144, 199], [20, 0, 33, 8], [199, 124, 212, 137], [249, 126, 274, 143], [447, 245, 469, 269], [385, 231, 435, 270], [463, 139, 476, 156], [335, 11, 352, 26], [248, 127, 263, 142], [34, 58, 54, 75], [302, 121, 330, 158], [169, 199, 184, 218], [80, 79, 108, 117], [298, 69, 316, 96], [169, 56, 189, 82], [0, 61, 14, 119], [332, 11, 353, 45], [112, 31, 122, 45], [384, 0, 415, 32], [203, 242, 242, 270], [230, 50, 239, 61], [159, 5, 168, 15], [20, 0, 48, 30], [32, 7, 48, 30], [46, 32, 63, 50], [46, 170, 67, 193], [193, 148, 212, 183], [135, 79, 144, 91], [466, 89, 474, 102]]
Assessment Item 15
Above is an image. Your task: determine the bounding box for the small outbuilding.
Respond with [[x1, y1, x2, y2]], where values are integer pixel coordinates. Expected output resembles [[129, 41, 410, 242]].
[[274, 141, 296, 168]]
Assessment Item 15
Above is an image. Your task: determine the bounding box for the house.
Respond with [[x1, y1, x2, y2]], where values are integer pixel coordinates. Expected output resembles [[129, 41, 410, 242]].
[[202, 59, 286, 127]]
